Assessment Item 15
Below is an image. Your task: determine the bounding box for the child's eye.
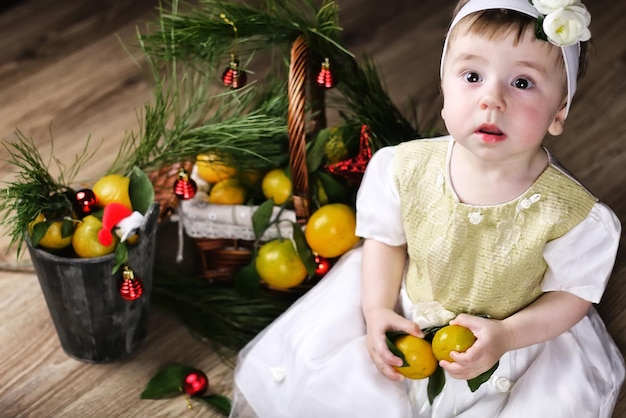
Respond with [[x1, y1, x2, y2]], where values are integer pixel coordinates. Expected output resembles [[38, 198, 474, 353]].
[[513, 78, 534, 89], [464, 71, 482, 83]]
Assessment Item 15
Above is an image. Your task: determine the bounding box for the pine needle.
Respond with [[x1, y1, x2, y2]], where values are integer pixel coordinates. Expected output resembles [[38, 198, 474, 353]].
[[0, 130, 98, 257]]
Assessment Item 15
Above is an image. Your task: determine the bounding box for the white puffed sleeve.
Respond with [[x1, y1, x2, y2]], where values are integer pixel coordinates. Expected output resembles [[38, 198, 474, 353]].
[[354, 146, 406, 246], [541, 202, 621, 303]]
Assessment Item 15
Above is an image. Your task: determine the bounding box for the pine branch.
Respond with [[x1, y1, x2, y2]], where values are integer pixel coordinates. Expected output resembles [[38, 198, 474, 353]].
[[0, 131, 97, 257], [152, 265, 293, 351]]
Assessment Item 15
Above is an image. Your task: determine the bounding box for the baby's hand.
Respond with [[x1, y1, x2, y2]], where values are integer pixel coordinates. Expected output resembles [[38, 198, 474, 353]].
[[438, 313, 509, 380], [364, 308, 422, 381]]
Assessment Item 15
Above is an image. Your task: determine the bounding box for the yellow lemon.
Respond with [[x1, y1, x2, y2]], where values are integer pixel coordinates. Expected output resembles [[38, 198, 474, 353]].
[[208, 178, 246, 205], [196, 153, 237, 183], [432, 325, 476, 362], [304, 203, 360, 258], [28, 213, 73, 250], [261, 168, 292, 205], [255, 239, 308, 290], [72, 215, 117, 258], [393, 335, 439, 380], [92, 174, 132, 211]]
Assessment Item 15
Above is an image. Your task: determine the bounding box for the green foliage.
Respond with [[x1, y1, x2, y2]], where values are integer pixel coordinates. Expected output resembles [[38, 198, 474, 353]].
[[141, 364, 196, 399], [152, 265, 293, 351], [0, 130, 97, 257], [141, 364, 232, 416], [129, 166, 156, 215], [113, 0, 429, 176]]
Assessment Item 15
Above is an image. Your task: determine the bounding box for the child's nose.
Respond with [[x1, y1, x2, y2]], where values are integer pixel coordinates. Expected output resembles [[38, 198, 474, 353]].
[[479, 82, 506, 112]]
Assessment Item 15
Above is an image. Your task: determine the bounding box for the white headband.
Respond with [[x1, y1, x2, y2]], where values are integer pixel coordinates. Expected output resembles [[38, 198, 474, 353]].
[[440, 0, 590, 118]]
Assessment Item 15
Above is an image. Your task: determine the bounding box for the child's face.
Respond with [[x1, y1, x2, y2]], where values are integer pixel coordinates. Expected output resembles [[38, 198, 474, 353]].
[[441, 26, 567, 162]]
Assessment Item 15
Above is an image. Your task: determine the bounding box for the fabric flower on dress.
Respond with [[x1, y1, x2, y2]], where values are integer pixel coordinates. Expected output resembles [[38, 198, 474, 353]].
[[468, 211, 484, 225], [531, 0, 591, 46], [412, 301, 456, 329]]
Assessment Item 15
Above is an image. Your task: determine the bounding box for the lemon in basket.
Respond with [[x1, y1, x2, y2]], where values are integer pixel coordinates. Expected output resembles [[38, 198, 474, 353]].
[[255, 239, 307, 289], [28, 213, 74, 250], [305, 203, 360, 258], [92, 173, 132, 211], [208, 178, 246, 205], [261, 168, 292, 205], [196, 153, 237, 183], [72, 215, 117, 258]]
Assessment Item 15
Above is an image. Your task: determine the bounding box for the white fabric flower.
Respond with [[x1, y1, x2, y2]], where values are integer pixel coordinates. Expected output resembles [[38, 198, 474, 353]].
[[532, 0, 577, 15], [468, 211, 484, 225], [412, 301, 456, 329], [541, 4, 591, 46]]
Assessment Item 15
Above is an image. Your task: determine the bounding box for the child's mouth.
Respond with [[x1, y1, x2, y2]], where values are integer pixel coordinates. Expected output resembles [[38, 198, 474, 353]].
[[476, 125, 506, 142]]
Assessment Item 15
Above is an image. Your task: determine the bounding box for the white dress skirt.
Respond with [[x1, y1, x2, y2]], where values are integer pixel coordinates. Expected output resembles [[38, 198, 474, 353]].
[[229, 145, 624, 418]]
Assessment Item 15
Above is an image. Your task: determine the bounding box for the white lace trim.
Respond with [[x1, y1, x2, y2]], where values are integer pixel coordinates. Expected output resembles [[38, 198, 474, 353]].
[[180, 197, 296, 241]]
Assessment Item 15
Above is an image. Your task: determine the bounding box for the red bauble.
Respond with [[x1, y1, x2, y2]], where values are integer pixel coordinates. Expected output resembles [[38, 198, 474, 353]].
[[314, 254, 331, 277], [222, 56, 247, 89], [74, 188, 98, 217], [173, 169, 197, 200], [183, 370, 209, 397], [120, 266, 144, 301], [316, 58, 337, 89]]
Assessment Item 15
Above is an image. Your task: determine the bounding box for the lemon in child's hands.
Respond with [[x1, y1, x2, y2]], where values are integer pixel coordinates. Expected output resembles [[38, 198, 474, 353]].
[[72, 215, 117, 258], [92, 174, 132, 210], [431, 325, 476, 362], [304, 203, 360, 258], [261, 168, 292, 205], [393, 335, 438, 379], [208, 178, 246, 205], [28, 213, 73, 250], [255, 239, 307, 290]]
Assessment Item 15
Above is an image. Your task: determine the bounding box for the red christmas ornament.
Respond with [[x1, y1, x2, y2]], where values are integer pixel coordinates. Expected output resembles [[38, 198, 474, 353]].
[[316, 57, 337, 89], [120, 266, 143, 301], [222, 55, 247, 89], [173, 168, 197, 200], [326, 125, 373, 184], [314, 254, 331, 277], [74, 188, 98, 217], [182, 370, 209, 397]]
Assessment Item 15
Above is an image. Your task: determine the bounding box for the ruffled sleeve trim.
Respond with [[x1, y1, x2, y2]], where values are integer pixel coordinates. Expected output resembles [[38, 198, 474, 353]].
[[355, 146, 406, 246], [541, 202, 621, 303]]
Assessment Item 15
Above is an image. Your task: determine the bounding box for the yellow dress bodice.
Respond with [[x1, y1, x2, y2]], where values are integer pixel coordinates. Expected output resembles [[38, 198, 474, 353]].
[[393, 138, 596, 319]]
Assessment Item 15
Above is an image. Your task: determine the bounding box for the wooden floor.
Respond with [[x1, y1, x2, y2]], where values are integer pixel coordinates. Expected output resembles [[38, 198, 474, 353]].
[[0, 0, 624, 416]]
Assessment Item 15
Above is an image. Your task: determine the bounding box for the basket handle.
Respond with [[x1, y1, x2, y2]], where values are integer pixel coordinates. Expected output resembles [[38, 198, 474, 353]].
[[287, 35, 310, 224]]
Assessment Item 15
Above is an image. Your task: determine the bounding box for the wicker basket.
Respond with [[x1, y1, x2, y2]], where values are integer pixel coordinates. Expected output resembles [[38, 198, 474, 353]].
[[152, 35, 325, 289]]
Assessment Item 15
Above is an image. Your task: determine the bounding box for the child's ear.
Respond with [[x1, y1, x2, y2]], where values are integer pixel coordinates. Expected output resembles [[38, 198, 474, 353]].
[[548, 102, 567, 136]]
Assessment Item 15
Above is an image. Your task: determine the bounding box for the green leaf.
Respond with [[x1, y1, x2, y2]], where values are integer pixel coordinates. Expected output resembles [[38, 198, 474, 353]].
[[467, 361, 499, 393], [112, 242, 128, 274], [61, 219, 75, 238], [427, 365, 446, 404], [252, 199, 274, 240], [317, 170, 350, 204], [385, 331, 408, 366], [234, 257, 261, 297], [140, 364, 195, 399], [30, 221, 49, 246], [306, 127, 330, 172], [422, 325, 444, 342], [291, 222, 316, 277], [129, 166, 155, 215], [197, 394, 232, 416]]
